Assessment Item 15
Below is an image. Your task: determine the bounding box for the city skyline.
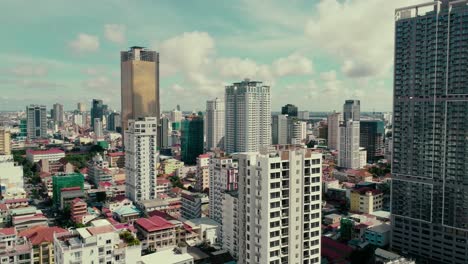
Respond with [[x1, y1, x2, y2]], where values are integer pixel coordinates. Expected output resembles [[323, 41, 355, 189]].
[[0, 0, 423, 112]]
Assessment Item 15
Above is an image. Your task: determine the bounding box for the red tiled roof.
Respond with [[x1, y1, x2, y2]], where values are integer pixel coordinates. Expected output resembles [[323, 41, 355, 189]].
[[0, 204, 8, 210], [5, 198, 28, 204], [86, 225, 115, 235], [61, 186, 81, 192], [135, 216, 174, 232], [0, 227, 16, 236], [198, 154, 211, 159], [19, 226, 68, 245], [352, 187, 382, 195], [157, 178, 170, 184], [108, 152, 124, 157], [27, 148, 65, 155]]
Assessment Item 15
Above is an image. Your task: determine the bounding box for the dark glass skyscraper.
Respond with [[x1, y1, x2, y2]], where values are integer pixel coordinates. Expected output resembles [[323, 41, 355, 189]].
[[391, 1, 468, 263], [91, 99, 104, 130], [281, 104, 298, 117], [181, 114, 204, 165], [360, 120, 384, 162]]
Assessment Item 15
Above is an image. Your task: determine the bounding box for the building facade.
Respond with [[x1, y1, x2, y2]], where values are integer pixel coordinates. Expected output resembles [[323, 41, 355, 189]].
[[281, 104, 298, 117], [26, 105, 47, 139], [272, 114, 289, 145], [350, 187, 383, 214], [206, 98, 225, 150], [327, 112, 341, 150], [91, 99, 105, 130], [121, 46, 160, 135], [225, 79, 271, 153], [338, 100, 361, 169], [0, 127, 10, 155], [237, 146, 322, 264], [125, 117, 159, 202], [180, 115, 204, 165], [195, 154, 210, 192], [391, 1, 468, 263], [52, 103, 64, 126], [360, 120, 385, 162]]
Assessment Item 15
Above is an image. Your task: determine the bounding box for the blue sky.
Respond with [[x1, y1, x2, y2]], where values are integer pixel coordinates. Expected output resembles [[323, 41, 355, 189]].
[[0, 0, 420, 112]]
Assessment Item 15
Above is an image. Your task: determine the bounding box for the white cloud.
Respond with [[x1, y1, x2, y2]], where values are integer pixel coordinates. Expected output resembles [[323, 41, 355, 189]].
[[68, 33, 99, 53], [9, 65, 48, 77], [272, 53, 313, 77], [83, 76, 113, 91], [305, 0, 420, 78], [104, 24, 126, 44]]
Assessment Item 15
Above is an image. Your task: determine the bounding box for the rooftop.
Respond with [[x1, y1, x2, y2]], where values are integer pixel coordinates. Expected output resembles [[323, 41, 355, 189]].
[[19, 226, 68, 245], [367, 223, 392, 233], [352, 187, 382, 195], [108, 152, 124, 157], [26, 148, 65, 155], [135, 216, 174, 232], [0, 227, 16, 236], [141, 247, 193, 264]]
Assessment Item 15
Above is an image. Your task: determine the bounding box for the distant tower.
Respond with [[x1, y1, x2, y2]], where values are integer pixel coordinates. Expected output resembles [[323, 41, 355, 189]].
[[121, 46, 160, 138], [225, 79, 271, 153], [26, 105, 47, 139], [206, 98, 225, 150], [338, 100, 361, 169]]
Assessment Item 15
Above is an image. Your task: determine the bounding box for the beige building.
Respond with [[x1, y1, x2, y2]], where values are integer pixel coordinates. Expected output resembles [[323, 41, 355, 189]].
[[350, 187, 383, 214], [19, 226, 68, 264], [0, 127, 11, 155], [121, 46, 160, 135]]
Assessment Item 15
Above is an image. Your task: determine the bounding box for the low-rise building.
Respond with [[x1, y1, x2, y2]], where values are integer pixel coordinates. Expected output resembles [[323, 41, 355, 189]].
[[161, 159, 185, 175], [181, 191, 207, 220], [19, 226, 68, 264], [140, 247, 194, 264], [350, 187, 383, 214], [183, 218, 219, 245], [0, 227, 33, 264], [134, 216, 176, 252], [364, 223, 391, 247], [26, 148, 65, 163], [70, 198, 88, 224], [139, 198, 182, 219], [54, 223, 141, 264], [113, 206, 140, 223], [323, 213, 342, 225], [107, 152, 125, 168]]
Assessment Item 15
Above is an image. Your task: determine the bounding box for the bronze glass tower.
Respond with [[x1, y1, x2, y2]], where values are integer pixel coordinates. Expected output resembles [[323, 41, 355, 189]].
[[121, 46, 160, 136]]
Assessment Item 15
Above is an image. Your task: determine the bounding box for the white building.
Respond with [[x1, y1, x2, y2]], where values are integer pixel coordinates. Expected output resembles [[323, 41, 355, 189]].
[[73, 112, 84, 127], [209, 156, 238, 225], [0, 155, 24, 194], [222, 191, 238, 259], [237, 146, 322, 264], [125, 117, 159, 202], [54, 223, 141, 264], [225, 79, 271, 153], [359, 147, 367, 168], [327, 112, 341, 150], [94, 118, 104, 140], [26, 148, 65, 163], [206, 98, 225, 150], [170, 109, 183, 124], [291, 120, 307, 143], [181, 191, 206, 220], [140, 247, 193, 264], [338, 120, 361, 169], [298, 111, 309, 120], [272, 114, 288, 145]]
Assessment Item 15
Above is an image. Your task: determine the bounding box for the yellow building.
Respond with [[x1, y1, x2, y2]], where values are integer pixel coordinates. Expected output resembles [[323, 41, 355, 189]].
[[19, 226, 69, 264], [121, 46, 160, 134], [0, 127, 11, 155], [350, 187, 383, 214], [161, 159, 185, 175]]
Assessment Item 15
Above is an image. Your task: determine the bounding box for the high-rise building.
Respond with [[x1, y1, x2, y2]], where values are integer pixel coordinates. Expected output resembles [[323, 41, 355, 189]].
[[72, 110, 84, 127], [237, 146, 322, 264], [360, 120, 385, 162], [338, 100, 361, 169], [0, 127, 11, 155], [222, 190, 239, 259], [225, 79, 271, 153], [209, 154, 238, 243], [158, 116, 170, 149], [121, 46, 160, 135], [170, 109, 182, 124], [206, 98, 225, 150], [26, 105, 47, 139], [298, 110, 310, 120], [327, 112, 341, 150], [77, 102, 86, 112], [195, 154, 210, 192], [281, 104, 298, 117], [391, 2, 468, 263], [343, 100, 360, 122], [290, 120, 307, 144], [93, 118, 104, 140], [272, 114, 289, 145], [180, 114, 204, 165], [90, 99, 104, 130], [52, 103, 64, 125], [107, 112, 121, 132], [125, 117, 159, 202]]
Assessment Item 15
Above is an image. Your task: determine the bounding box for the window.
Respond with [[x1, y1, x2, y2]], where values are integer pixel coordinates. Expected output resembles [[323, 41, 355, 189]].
[[106, 239, 111, 244]]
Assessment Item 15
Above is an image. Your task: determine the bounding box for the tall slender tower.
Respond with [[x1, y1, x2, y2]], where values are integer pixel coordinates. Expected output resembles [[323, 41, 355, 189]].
[[26, 105, 47, 140], [391, 1, 468, 263], [327, 111, 342, 150], [52, 103, 64, 125], [338, 100, 361, 169], [206, 98, 225, 150], [225, 79, 271, 153], [121, 46, 160, 136], [91, 99, 104, 130]]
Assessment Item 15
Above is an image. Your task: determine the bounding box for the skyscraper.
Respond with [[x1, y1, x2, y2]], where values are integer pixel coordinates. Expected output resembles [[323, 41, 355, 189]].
[[107, 112, 121, 132], [52, 103, 64, 125], [327, 111, 341, 150], [272, 114, 289, 145], [237, 146, 322, 264], [225, 79, 271, 153], [91, 99, 104, 130], [206, 98, 225, 150], [281, 104, 298, 117], [180, 114, 204, 165], [0, 127, 11, 155], [26, 105, 47, 139], [121, 46, 160, 135], [391, 1, 468, 263], [94, 118, 104, 139], [360, 120, 384, 162], [338, 100, 360, 169], [158, 116, 170, 149], [77, 102, 86, 112], [125, 117, 159, 202]]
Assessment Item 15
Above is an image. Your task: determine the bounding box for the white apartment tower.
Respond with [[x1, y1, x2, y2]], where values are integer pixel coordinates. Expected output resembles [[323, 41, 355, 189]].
[[209, 155, 238, 242], [225, 79, 271, 153], [338, 100, 361, 169], [237, 146, 322, 264], [327, 111, 341, 150], [125, 117, 159, 202], [272, 114, 288, 145], [206, 98, 225, 150]]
